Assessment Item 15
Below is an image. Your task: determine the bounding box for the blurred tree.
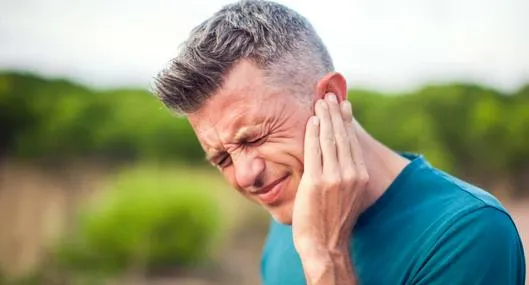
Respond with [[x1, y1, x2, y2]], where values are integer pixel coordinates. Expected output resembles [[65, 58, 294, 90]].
[[1, 71, 527, 196]]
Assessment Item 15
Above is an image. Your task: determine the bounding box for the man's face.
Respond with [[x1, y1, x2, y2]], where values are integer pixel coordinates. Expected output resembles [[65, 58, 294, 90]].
[[188, 60, 313, 224]]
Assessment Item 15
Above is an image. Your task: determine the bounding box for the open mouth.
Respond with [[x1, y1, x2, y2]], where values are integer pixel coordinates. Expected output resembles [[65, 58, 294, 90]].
[[256, 174, 289, 204]]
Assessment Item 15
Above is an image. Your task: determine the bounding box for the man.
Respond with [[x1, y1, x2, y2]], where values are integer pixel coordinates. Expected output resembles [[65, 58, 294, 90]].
[[153, 1, 526, 284]]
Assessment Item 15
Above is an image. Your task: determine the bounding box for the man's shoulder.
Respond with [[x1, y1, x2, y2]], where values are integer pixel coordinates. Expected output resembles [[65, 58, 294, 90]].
[[397, 152, 508, 217], [395, 153, 505, 212], [391, 155, 517, 247], [405, 160, 522, 255], [420, 164, 508, 215], [389, 158, 525, 283]]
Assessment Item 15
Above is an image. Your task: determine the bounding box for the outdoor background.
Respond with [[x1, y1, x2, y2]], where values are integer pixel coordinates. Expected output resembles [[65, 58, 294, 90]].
[[1, 0, 528, 284]]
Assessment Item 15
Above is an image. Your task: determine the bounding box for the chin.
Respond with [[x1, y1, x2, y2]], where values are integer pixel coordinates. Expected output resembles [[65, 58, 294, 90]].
[[269, 203, 294, 225], [267, 181, 298, 225], [272, 214, 292, 225]]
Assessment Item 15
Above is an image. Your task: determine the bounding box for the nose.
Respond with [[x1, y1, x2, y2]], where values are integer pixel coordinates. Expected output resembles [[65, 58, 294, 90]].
[[233, 151, 265, 190]]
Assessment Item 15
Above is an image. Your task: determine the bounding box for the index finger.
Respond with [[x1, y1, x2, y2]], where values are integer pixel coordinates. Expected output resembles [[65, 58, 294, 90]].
[[303, 116, 322, 177]]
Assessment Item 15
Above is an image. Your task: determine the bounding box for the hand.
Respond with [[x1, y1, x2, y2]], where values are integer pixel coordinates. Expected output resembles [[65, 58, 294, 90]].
[[292, 93, 369, 276]]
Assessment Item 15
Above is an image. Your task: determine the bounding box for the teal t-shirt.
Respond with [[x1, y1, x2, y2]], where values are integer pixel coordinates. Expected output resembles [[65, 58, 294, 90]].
[[261, 153, 526, 285]]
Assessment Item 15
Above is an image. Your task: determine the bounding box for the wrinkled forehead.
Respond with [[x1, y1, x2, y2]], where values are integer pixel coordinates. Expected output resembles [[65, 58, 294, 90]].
[[187, 62, 262, 131], [188, 94, 260, 148], [187, 60, 290, 149]]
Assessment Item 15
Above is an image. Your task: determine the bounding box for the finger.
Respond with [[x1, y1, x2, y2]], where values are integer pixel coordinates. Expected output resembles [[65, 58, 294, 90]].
[[315, 99, 339, 176], [341, 100, 367, 172], [325, 93, 353, 172], [303, 115, 322, 176]]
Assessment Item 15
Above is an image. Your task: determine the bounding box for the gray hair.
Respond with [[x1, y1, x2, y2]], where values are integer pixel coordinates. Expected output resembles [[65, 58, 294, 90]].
[[152, 0, 334, 115]]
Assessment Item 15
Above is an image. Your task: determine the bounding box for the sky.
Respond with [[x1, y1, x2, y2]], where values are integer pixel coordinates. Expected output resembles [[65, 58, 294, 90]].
[[1, 0, 528, 93]]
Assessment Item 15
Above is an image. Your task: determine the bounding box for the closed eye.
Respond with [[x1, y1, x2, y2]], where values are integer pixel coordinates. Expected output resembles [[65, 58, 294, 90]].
[[245, 136, 266, 145], [217, 154, 232, 168]]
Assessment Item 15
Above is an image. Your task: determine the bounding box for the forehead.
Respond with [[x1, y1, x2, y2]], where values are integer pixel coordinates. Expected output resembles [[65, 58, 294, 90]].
[[188, 60, 279, 146]]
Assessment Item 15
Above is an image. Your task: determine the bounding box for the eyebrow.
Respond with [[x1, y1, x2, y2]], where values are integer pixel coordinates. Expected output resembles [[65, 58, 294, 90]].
[[234, 126, 253, 142], [204, 126, 257, 163]]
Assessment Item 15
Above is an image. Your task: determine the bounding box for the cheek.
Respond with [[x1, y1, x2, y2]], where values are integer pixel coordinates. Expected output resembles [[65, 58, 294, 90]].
[[291, 138, 306, 168], [283, 124, 307, 162], [260, 123, 308, 167], [284, 115, 311, 160], [258, 137, 305, 169]]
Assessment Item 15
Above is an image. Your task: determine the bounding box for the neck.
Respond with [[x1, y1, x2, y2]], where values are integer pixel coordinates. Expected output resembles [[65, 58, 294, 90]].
[[354, 120, 410, 212]]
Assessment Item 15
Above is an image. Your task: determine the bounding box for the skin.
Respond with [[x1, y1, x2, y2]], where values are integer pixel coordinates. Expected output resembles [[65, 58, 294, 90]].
[[188, 59, 410, 284], [189, 60, 311, 224]]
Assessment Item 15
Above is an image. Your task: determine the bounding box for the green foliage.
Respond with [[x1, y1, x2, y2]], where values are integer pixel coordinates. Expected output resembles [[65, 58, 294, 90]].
[[54, 165, 222, 276], [348, 90, 455, 172], [348, 83, 529, 191], [0, 72, 203, 163], [2, 71, 529, 195]]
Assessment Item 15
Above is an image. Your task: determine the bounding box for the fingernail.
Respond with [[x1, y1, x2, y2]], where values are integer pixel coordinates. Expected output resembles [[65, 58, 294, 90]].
[[317, 99, 327, 109], [326, 93, 337, 102], [311, 116, 320, 125]]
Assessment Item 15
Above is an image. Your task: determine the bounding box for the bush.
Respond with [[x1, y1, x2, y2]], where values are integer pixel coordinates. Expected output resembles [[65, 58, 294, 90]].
[[55, 165, 223, 277]]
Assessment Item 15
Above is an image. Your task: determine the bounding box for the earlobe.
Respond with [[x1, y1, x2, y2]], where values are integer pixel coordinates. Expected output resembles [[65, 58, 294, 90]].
[[315, 72, 347, 102]]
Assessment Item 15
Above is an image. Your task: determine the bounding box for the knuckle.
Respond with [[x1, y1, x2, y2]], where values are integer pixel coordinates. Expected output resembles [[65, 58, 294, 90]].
[[341, 170, 356, 184], [357, 170, 369, 185], [323, 175, 341, 189], [308, 176, 323, 189]]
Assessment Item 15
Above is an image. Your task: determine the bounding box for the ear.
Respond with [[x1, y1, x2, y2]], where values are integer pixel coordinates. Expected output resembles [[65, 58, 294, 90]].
[[315, 72, 347, 102]]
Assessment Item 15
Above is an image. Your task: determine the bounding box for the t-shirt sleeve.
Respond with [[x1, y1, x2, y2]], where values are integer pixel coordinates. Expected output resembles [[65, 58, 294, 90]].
[[412, 206, 526, 285]]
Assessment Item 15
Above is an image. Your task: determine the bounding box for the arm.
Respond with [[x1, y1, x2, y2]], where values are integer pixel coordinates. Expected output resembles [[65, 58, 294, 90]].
[[292, 93, 367, 284], [412, 207, 526, 285], [297, 244, 357, 284]]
